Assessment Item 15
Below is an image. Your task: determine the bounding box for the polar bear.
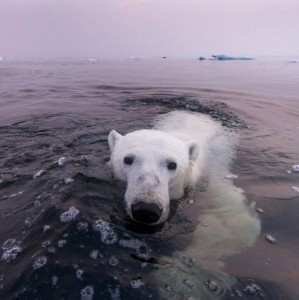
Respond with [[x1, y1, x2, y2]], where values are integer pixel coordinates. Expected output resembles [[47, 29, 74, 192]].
[[108, 110, 222, 225]]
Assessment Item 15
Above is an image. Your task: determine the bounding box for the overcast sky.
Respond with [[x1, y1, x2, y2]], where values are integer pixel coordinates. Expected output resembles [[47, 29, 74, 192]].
[[0, 0, 298, 58]]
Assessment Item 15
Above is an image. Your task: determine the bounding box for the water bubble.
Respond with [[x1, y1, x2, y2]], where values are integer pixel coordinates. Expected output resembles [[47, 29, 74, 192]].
[[243, 283, 263, 296], [47, 247, 56, 254], [183, 279, 194, 288], [41, 240, 51, 247], [108, 256, 119, 266], [57, 156, 66, 167], [60, 206, 80, 222], [292, 165, 299, 172], [57, 240, 67, 248], [33, 256, 47, 270], [118, 236, 149, 259], [224, 174, 238, 180], [108, 286, 121, 300], [205, 279, 219, 292], [265, 234, 277, 244], [93, 219, 117, 245], [64, 178, 74, 184], [77, 222, 89, 232], [76, 269, 84, 280], [130, 278, 144, 289], [80, 285, 94, 300], [90, 250, 99, 260], [51, 276, 59, 286], [43, 225, 51, 232], [33, 169, 46, 179], [1, 239, 22, 263]]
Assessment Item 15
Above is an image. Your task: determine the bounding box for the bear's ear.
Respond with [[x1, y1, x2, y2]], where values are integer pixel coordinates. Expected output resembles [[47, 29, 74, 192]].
[[187, 140, 199, 161], [108, 130, 122, 151]]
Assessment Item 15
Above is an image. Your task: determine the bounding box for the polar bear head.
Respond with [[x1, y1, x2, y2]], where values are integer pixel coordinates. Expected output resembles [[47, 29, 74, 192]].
[[108, 129, 199, 225]]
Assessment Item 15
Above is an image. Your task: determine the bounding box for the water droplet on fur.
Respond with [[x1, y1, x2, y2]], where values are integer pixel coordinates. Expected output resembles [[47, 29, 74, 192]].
[[265, 234, 277, 244], [80, 285, 94, 300], [60, 206, 80, 222], [32, 256, 47, 270]]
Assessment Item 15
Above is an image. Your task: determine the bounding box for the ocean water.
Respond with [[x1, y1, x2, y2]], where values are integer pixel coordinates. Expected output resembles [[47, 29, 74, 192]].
[[0, 57, 298, 299]]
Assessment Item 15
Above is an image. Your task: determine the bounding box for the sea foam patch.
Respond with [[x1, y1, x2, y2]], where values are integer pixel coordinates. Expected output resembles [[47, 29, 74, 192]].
[[92, 219, 118, 245], [60, 206, 80, 222]]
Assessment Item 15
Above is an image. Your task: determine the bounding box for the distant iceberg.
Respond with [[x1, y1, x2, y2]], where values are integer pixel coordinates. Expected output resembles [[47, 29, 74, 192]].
[[210, 54, 253, 61]]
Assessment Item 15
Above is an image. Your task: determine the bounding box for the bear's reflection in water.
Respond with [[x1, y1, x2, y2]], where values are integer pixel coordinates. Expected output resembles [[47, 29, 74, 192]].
[[145, 111, 261, 298]]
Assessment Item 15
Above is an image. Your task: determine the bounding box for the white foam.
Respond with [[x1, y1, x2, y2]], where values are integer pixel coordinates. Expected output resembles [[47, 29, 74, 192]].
[[118, 236, 149, 259], [33, 169, 46, 179], [1, 239, 22, 263], [41, 240, 51, 247], [76, 269, 84, 280], [10, 191, 23, 198], [80, 285, 94, 300], [43, 225, 51, 232], [57, 240, 67, 248], [108, 286, 121, 300], [93, 219, 117, 245], [130, 278, 144, 289], [60, 206, 80, 222], [90, 250, 99, 260], [32, 256, 47, 270], [292, 165, 299, 172], [51, 276, 59, 286], [77, 222, 89, 232]]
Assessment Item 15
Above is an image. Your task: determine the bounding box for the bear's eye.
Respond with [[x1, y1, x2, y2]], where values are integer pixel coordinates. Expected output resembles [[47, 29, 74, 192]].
[[167, 161, 177, 171], [124, 156, 134, 165]]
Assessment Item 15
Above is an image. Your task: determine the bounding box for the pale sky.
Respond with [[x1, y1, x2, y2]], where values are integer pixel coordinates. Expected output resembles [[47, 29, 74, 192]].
[[0, 0, 298, 58]]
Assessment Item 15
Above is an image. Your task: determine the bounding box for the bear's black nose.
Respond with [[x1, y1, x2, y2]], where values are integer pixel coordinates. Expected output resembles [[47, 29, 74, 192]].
[[131, 202, 162, 224]]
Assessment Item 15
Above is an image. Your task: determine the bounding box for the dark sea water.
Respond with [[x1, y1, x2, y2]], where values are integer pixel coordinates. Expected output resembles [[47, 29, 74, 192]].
[[0, 58, 299, 299]]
